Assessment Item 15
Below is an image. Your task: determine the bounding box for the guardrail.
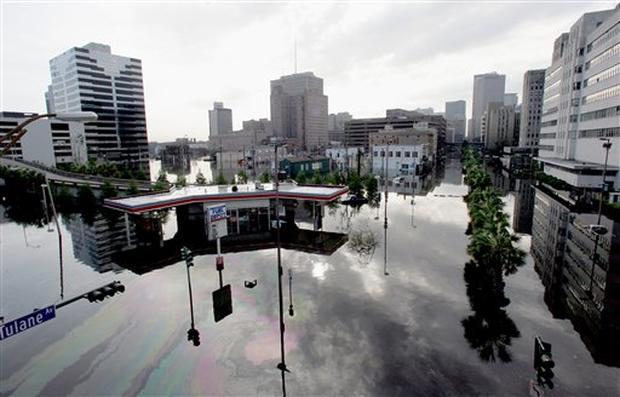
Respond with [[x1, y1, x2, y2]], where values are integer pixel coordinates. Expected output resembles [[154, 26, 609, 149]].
[[0, 157, 155, 189]]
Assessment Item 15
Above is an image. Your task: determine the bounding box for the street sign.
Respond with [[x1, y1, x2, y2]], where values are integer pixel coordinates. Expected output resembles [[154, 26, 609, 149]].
[[212, 284, 233, 322], [208, 204, 227, 222], [0, 305, 56, 341], [206, 204, 228, 240]]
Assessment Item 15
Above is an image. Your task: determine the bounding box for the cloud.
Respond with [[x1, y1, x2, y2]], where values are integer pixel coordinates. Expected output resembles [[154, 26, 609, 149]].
[[1, 2, 616, 141]]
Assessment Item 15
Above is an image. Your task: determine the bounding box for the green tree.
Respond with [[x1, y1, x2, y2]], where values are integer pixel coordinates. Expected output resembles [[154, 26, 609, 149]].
[[128, 181, 139, 195], [176, 175, 187, 187], [215, 171, 227, 185], [259, 171, 271, 183], [311, 170, 323, 184], [135, 169, 148, 181], [101, 181, 118, 198], [237, 170, 249, 184], [195, 170, 207, 185], [347, 173, 363, 196], [363, 174, 378, 197], [77, 184, 97, 208], [295, 172, 307, 184], [121, 168, 134, 180], [153, 180, 167, 191], [157, 169, 168, 183]]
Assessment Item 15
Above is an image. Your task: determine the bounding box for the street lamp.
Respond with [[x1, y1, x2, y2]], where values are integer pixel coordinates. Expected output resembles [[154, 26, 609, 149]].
[[0, 112, 97, 156], [596, 138, 612, 225]]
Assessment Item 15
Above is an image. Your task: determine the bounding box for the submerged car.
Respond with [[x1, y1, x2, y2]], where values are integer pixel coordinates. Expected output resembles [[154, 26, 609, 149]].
[[341, 194, 369, 206]]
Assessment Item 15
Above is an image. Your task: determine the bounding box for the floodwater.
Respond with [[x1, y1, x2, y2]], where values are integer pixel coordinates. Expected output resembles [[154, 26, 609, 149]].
[[1, 159, 618, 396]]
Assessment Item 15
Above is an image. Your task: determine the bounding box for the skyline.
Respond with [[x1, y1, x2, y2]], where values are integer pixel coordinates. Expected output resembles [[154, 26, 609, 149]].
[[1, 1, 616, 142]]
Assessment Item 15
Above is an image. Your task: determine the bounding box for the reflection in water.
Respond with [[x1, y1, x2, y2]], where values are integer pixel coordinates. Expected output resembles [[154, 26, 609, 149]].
[[3, 159, 620, 396], [347, 227, 379, 266], [461, 261, 520, 363], [64, 213, 135, 273]]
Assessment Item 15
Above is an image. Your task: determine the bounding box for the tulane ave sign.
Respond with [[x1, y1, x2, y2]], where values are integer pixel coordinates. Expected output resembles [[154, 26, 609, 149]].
[[0, 305, 56, 341]]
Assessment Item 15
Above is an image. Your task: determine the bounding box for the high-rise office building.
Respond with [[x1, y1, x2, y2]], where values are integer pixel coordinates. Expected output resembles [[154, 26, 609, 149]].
[[519, 69, 546, 148], [328, 112, 352, 142], [270, 72, 328, 151], [481, 102, 518, 151], [503, 93, 519, 106], [531, 5, 620, 365], [208, 101, 233, 137], [471, 72, 506, 142], [538, 5, 619, 189], [0, 111, 87, 166], [47, 43, 149, 171], [445, 100, 466, 143]]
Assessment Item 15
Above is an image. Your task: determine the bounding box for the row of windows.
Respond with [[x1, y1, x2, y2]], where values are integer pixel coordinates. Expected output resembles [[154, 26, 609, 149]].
[[581, 84, 620, 105], [540, 120, 558, 128], [373, 150, 419, 158], [78, 77, 112, 87], [584, 62, 620, 87], [539, 133, 557, 139], [578, 126, 620, 138], [545, 66, 561, 81], [588, 22, 620, 53], [79, 85, 113, 94], [580, 105, 620, 122], [543, 93, 559, 103], [545, 79, 561, 91], [76, 62, 104, 72], [587, 42, 620, 69]]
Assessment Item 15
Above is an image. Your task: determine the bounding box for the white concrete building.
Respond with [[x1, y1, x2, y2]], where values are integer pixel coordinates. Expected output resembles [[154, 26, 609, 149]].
[[538, 5, 620, 190], [209, 101, 233, 137], [47, 43, 149, 171], [471, 72, 506, 142], [325, 146, 364, 172], [0, 111, 87, 166], [371, 143, 429, 178]]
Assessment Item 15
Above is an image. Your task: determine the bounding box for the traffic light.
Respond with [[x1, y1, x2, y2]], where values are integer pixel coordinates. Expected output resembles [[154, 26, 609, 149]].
[[534, 336, 555, 389], [86, 281, 125, 303], [187, 327, 200, 346], [181, 247, 194, 267]]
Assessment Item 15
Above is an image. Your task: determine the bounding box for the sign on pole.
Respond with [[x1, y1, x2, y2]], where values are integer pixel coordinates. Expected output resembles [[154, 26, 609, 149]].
[[212, 284, 233, 322], [0, 305, 56, 341], [206, 204, 228, 240]]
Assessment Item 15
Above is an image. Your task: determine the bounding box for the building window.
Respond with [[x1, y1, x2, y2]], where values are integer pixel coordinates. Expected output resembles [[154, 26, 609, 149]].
[[389, 151, 393, 157], [396, 151, 401, 157], [374, 151, 378, 157], [405, 151, 411, 157], [413, 151, 418, 158]]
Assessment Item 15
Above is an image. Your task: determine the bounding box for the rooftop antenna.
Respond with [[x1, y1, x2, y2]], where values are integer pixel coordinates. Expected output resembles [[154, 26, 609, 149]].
[[294, 36, 298, 74]]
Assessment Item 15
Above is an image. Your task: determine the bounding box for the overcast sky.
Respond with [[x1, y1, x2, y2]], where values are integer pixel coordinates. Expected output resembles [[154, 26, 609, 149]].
[[1, 1, 616, 142]]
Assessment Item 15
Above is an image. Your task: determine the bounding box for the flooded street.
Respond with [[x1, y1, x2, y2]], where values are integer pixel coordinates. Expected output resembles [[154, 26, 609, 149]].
[[1, 160, 618, 396]]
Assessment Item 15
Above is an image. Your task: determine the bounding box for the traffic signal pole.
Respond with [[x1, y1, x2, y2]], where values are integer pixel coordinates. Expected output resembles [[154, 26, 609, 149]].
[[55, 281, 125, 309], [182, 247, 200, 346]]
